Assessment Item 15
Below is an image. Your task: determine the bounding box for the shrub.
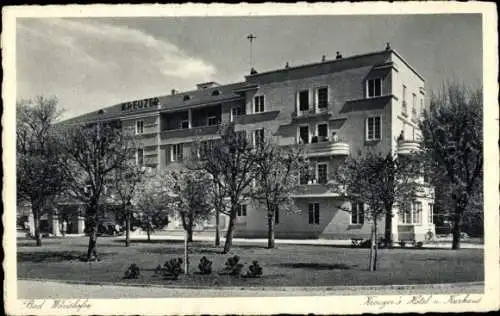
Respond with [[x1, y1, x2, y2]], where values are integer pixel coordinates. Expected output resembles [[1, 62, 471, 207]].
[[155, 258, 183, 280], [219, 255, 244, 276], [415, 241, 424, 248], [400, 240, 406, 248], [198, 256, 213, 275], [123, 264, 140, 279], [243, 260, 263, 278]]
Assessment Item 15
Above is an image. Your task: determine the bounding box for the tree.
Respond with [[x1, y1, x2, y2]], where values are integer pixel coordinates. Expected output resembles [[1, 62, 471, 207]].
[[16, 96, 68, 246], [252, 136, 308, 248], [59, 122, 133, 261], [419, 83, 483, 249], [193, 124, 259, 253], [165, 169, 213, 242], [133, 169, 171, 242], [111, 160, 145, 247], [332, 151, 422, 271]]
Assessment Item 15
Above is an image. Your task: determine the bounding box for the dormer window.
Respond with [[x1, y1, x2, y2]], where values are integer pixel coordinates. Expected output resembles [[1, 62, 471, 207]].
[[211, 90, 221, 96], [366, 78, 382, 98], [183, 95, 191, 101]]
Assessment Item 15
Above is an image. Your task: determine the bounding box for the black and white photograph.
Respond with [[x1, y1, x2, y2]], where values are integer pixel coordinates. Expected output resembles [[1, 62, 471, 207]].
[[2, 2, 499, 315]]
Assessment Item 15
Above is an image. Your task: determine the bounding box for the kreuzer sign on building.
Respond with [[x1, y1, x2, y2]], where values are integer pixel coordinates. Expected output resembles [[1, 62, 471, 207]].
[[121, 97, 160, 111]]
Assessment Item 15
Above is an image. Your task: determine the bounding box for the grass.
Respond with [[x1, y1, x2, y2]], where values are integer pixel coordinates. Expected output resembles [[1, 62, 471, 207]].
[[17, 236, 484, 288]]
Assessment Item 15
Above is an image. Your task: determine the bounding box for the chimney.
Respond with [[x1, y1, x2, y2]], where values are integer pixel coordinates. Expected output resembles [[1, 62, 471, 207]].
[[171, 89, 178, 95], [322, 55, 326, 62], [386, 42, 391, 51], [336, 51, 342, 60], [250, 67, 258, 75], [285, 62, 289, 69]]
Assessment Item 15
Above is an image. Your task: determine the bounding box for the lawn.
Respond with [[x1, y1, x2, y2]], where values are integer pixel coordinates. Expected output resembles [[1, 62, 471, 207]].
[[17, 236, 484, 288]]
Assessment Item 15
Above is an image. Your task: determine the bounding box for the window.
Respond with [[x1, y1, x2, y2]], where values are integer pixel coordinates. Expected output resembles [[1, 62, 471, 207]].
[[428, 203, 434, 224], [275, 209, 280, 225], [366, 116, 381, 141], [299, 90, 309, 111], [211, 90, 220, 96], [308, 203, 320, 224], [299, 171, 309, 185], [413, 202, 422, 225], [400, 202, 422, 225], [317, 123, 328, 139], [208, 116, 218, 126], [183, 95, 190, 101], [402, 85, 408, 115], [367, 78, 382, 98], [299, 125, 309, 144], [412, 93, 417, 114], [181, 119, 189, 129], [171, 143, 183, 162], [137, 148, 144, 165], [351, 202, 365, 225], [254, 129, 264, 147], [254, 95, 265, 113], [237, 205, 247, 217], [420, 98, 424, 114], [231, 107, 242, 122], [317, 163, 328, 184], [317, 87, 328, 109], [136, 120, 144, 134]]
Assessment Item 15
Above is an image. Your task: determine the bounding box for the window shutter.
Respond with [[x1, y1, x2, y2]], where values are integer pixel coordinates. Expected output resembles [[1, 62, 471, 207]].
[[296, 91, 300, 113], [275, 208, 279, 224], [308, 204, 314, 224], [359, 203, 364, 224]]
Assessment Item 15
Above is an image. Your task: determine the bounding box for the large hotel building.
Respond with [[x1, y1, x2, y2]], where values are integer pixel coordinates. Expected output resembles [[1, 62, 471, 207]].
[[23, 44, 436, 243]]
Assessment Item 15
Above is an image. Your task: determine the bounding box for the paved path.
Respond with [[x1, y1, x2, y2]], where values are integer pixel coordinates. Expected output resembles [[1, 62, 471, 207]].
[[17, 280, 484, 299], [117, 234, 484, 249]]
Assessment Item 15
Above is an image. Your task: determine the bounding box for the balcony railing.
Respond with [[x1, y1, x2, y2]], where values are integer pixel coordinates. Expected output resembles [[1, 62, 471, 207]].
[[304, 137, 350, 158], [397, 140, 420, 155], [292, 105, 332, 119], [161, 124, 220, 139]]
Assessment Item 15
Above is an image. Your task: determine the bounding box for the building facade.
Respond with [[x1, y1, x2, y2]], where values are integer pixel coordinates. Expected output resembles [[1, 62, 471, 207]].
[[55, 45, 435, 242]]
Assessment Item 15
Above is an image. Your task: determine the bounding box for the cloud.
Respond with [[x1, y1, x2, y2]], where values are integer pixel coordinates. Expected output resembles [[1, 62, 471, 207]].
[[16, 18, 217, 119]]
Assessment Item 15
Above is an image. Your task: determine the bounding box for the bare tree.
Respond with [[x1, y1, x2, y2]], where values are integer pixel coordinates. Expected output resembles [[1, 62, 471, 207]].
[[193, 124, 259, 253], [252, 136, 309, 248], [419, 83, 483, 249], [59, 122, 133, 261], [332, 151, 422, 271], [133, 169, 171, 242], [111, 160, 145, 247], [164, 169, 213, 242], [16, 96, 68, 246]]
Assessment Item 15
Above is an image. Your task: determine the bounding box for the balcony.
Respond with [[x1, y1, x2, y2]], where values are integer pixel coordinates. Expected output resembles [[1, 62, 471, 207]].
[[161, 124, 220, 139], [397, 140, 420, 155], [292, 106, 332, 121], [304, 138, 350, 158]]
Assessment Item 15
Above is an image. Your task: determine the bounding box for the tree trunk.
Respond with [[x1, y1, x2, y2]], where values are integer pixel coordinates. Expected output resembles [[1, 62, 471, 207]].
[[86, 212, 99, 261], [368, 222, 378, 271], [187, 213, 194, 242], [32, 205, 42, 246], [452, 209, 462, 250], [384, 209, 393, 248], [267, 209, 275, 249], [125, 212, 130, 247], [215, 207, 220, 247], [184, 229, 189, 275], [146, 223, 151, 242], [223, 207, 237, 254]]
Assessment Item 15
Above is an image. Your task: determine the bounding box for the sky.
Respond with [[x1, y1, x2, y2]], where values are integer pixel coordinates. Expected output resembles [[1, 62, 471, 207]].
[[16, 14, 483, 120]]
